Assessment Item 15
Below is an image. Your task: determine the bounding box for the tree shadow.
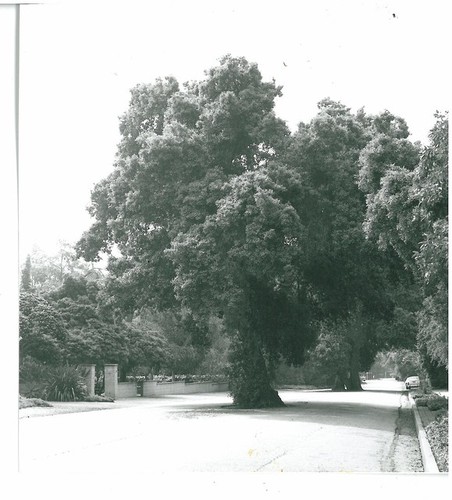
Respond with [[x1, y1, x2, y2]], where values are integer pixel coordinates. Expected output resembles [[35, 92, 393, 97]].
[[170, 394, 415, 436]]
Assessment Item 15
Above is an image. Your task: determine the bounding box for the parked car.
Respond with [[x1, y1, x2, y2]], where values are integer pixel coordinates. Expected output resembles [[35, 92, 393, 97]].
[[405, 376, 420, 389]]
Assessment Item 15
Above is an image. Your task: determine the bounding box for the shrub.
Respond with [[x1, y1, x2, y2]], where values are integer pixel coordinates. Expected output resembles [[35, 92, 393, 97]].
[[415, 397, 429, 407], [44, 366, 88, 401], [19, 355, 47, 381], [19, 356, 49, 399], [435, 409, 448, 421], [415, 393, 449, 411], [427, 396, 448, 411], [413, 392, 431, 399]]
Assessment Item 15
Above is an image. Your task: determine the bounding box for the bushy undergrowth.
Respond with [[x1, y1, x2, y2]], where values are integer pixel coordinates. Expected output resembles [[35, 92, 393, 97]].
[[425, 414, 449, 472], [412, 392, 428, 399], [20, 358, 92, 402], [427, 396, 448, 411], [415, 393, 448, 411], [19, 356, 48, 399], [44, 366, 88, 401]]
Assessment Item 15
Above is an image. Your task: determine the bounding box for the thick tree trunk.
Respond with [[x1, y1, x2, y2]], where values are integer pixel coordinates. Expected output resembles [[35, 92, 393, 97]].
[[228, 330, 285, 408], [347, 339, 363, 391], [332, 374, 347, 391], [347, 369, 363, 391]]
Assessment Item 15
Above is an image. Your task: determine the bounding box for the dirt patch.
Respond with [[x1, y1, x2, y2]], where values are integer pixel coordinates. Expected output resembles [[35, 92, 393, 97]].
[[382, 395, 423, 472]]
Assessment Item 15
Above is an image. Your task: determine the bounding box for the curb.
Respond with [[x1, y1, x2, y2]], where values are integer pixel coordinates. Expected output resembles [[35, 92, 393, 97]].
[[408, 393, 440, 473]]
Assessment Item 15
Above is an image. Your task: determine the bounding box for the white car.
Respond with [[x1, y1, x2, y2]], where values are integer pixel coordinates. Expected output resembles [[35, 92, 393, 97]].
[[405, 376, 420, 389]]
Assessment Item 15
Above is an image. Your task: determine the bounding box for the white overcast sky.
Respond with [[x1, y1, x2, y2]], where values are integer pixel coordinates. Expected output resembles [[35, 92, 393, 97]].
[[18, 0, 450, 262]]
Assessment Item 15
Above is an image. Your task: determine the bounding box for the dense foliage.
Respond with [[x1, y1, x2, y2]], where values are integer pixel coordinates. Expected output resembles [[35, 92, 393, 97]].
[[19, 292, 67, 365], [43, 365, 89, 402], [25, 56, 444, 407], [359, 113, 448, 370], [19, 246, 228, 383]]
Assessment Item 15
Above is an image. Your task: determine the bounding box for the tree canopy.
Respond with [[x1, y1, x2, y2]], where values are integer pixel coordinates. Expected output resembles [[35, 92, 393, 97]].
[[19, 292, 66, 365], [359, 112, 448, 371], [75, 56, 448, 405]]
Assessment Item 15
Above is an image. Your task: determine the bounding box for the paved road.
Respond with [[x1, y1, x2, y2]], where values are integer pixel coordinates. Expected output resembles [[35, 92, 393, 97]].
[[19, 378, 422, 472]]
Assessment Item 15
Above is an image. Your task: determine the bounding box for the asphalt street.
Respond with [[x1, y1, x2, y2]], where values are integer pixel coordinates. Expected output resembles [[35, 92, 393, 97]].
[[19, 378, 422, 473]]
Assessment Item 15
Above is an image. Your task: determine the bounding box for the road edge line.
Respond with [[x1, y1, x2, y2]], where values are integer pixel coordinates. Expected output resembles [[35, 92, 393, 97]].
[[408, 393, 440, 473]]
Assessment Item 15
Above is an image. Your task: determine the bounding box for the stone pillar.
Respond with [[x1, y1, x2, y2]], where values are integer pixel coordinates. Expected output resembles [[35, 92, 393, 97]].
[[79, 364, 96, 397], [104, 364, 118, 400]]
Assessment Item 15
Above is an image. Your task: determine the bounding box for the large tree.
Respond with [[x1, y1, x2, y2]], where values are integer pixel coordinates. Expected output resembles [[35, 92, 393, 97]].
[[283, 102, 409, 390], [169, 164, 315, 406], [77, 56, 300, 407], [359, 112, 448, 377], [77, 56, 445, 405]]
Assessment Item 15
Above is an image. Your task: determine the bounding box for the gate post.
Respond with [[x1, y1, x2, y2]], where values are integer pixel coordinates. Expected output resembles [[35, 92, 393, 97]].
[[79, 364, 96, 397], [104, 364, 118, 400]]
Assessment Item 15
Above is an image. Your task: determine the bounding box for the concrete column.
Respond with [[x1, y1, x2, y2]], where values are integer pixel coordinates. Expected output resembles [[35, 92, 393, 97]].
[[104, 364, 118, 400], [79, 364, 96, 397]]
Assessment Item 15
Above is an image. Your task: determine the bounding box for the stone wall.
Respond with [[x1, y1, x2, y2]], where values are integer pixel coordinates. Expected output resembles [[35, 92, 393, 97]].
[[142, 380, 229, 397], [117, 382, 139, 398], [104, 364, 228, 399]]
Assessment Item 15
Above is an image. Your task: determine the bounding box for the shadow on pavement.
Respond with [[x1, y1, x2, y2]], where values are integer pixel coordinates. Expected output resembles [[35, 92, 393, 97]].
[[169, 396, 415, 435]]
